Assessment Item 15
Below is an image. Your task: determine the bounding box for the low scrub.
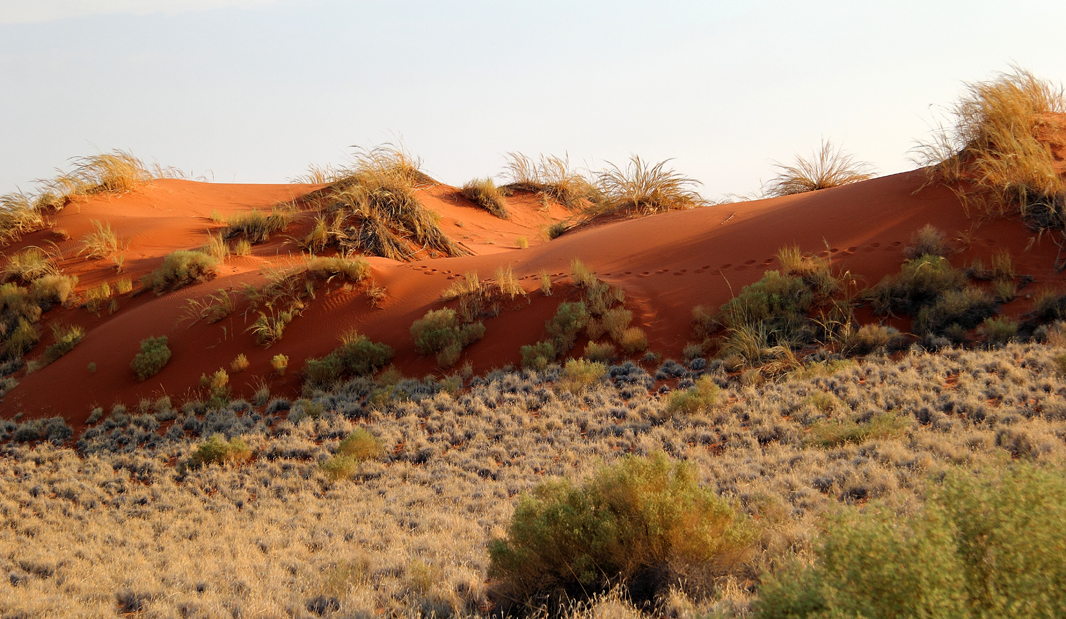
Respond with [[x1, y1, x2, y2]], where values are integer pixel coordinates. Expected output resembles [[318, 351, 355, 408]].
[[666, 375, 720, 416], [502, 152, 596, 210], [755, 464, 1066, 618], [142, 250, 218, 294], [904, 224, 952, 259], [557, 358, 607, 394], [806, 411, 910, 448], [130, 336, 171, 381], [42, 323, 84, 365], [188, 434, 253, 468], [520, 341, 556, 371], [545, 301, 590, 355], [489, 453, 755, 604], [2, 246, 58, 283], [304, 331, 394, 388], [410, 308, 484, 369]]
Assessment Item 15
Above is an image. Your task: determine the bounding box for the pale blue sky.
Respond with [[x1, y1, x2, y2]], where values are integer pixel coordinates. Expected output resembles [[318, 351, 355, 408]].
[[2, 0, 1065, 198]]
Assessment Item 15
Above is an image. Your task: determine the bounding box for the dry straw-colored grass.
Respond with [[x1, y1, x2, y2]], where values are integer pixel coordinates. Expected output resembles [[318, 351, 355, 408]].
[[914, 66, 1066, 230], [502, 152, 597, 209], [764, 140, 874, 197], [591, 155, 707, 218], [296, 144, 467, 261], [3, 343, 1066, 617], [460, 178, 510, 219]]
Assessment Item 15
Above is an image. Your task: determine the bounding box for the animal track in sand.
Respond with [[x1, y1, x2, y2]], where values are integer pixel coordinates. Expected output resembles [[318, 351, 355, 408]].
[[743, 259, 756, 265], [720, 264, 732, 269], [673, 269, 686, 276]]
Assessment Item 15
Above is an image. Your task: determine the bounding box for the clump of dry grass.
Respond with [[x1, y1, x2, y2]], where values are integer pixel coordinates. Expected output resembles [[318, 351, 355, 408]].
[[66, 150, 152, 195], [502, 152, 597, 209], [914, 67, 1066, 232], [223, 207, 294, 244], [1, 246, 58, 284], [78, 220, 120, 259], [764, 140, 874, 197], [295, 144, 467, 261], [459, 178, 509, 219], [591, 155, 707, 217], [0, 192, 48, 245]]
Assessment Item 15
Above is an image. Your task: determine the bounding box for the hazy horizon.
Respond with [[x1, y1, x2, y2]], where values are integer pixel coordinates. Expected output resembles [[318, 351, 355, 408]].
[[2, 0, 1065, 199]]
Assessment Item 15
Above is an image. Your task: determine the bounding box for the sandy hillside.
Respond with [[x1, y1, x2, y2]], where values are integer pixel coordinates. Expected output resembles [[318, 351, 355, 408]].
[[2, 168, 1065, 423]]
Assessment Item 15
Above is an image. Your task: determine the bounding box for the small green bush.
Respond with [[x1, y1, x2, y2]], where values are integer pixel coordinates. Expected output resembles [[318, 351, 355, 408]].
[[914, 286, 997, 334], [336, 331, 394, 376], [755, 465, 1066, 619], [545, 301, 590, 354], [618, 326, 649, 354], [410, 307, 484, 368], [868, 255, 967, 315], [980, 315, 1018, 346], [489, 453, 755, 603], [666, 375, 720, 416], [520, 341, 555, 371], [130, 336, 170, 381], [188, 434, 252, 468], [304, 353, 345, 387], [142, 250, 217, 294]]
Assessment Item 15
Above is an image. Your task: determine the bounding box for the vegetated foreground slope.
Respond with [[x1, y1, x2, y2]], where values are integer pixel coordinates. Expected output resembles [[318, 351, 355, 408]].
[[2, 164, 1066, 421]]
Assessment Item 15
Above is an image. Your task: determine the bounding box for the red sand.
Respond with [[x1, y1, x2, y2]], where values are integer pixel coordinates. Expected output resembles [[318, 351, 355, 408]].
[[3, 171, 1065, 424]]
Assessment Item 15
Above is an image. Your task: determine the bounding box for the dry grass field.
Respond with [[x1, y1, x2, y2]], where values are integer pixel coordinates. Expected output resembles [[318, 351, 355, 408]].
[[3, 337, 1066, 618]]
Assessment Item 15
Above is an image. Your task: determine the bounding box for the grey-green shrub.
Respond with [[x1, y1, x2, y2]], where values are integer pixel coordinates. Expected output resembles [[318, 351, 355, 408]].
[[130, 335, 170, 380]]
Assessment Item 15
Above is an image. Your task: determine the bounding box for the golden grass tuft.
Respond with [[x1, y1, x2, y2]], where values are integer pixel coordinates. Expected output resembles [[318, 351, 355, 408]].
[[765, 140, 874, 197], [502, 152, 597, 209], [78, 220, 120, 259], [2, 246, 58, 283], [459, 178, 509, 219], [914, 66, 1066, 230], [295, 144, 466, 261], [592, 155, 707, 217]]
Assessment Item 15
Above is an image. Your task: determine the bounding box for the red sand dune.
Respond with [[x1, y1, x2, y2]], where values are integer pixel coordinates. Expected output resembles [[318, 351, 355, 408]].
[[3, 170, 1065, 424]]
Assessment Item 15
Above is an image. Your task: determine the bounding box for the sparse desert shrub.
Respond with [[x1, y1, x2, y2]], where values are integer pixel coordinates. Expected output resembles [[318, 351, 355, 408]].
[[765, 140, 874, 197], [188, 434, 252, 468], [494, 265, 524, 300], [980, 316, 1018, 346], [716, 270, 815, 363], [336, 330, 394, 376], [600, 307, 632, 342], [68, 150, 152, 194], [618, 327, 648, 354], [755, 465, 1066, 619], [303, 354, 345, 388], [843, 323, 902, 355], [666, 375, 720, 417], [488, 453, 755, 603], [546, 221, 570, 240], [521, 341, 556, 371], [0, 191, 47, 245], [304, 255, 371, 283], [570, 258, 597, 288], [42, 323, 84, 364], [583, 341, 615, 363], [231, 353, 250, 373], [142, 250, 218, 294], [593, 155, 706, 217], [992, 278, 1017, 303], [558, 358, 607, 394], [904, 224, 952, 259], [460, 178, 509, 219], [776, 245, 840, 299], [545, 301, 590, 355], [991, 248, 1016, 280], [79, 219, 121, 259], [84, 281, 112, 315], [201, 368, 231, 407], [3, 318, 39, 359], [223, 207, 293, 243], [271, 353, 288, 375], [868, 254, 968, 316], [410, 308, 484, 368], [516, 236, 528, 249], [130, 336, 171, 381], [114, 276, 133, 294], [2, 246, 58, 283], [1033, 288, 1066, 320], [30, 274, 76, 306], [914, 286, 997, 334], [232, 238, 252, 256]]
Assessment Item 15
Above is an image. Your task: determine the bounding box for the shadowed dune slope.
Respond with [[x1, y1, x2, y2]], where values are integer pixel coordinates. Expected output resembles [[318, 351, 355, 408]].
[[3, 170, 1064, 422]]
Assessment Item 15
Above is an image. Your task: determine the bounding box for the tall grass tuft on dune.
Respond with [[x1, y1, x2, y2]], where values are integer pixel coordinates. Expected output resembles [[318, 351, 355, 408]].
[[592, 155, 707, 217], [915, 66, 1066, 233], [459, 178, 509, 219], [0, 192, 48, 245], [296, 144, 467, 260], [66, 150, 152, 195], [764, 140, 874, 197], [501, 152, 598, 209]]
